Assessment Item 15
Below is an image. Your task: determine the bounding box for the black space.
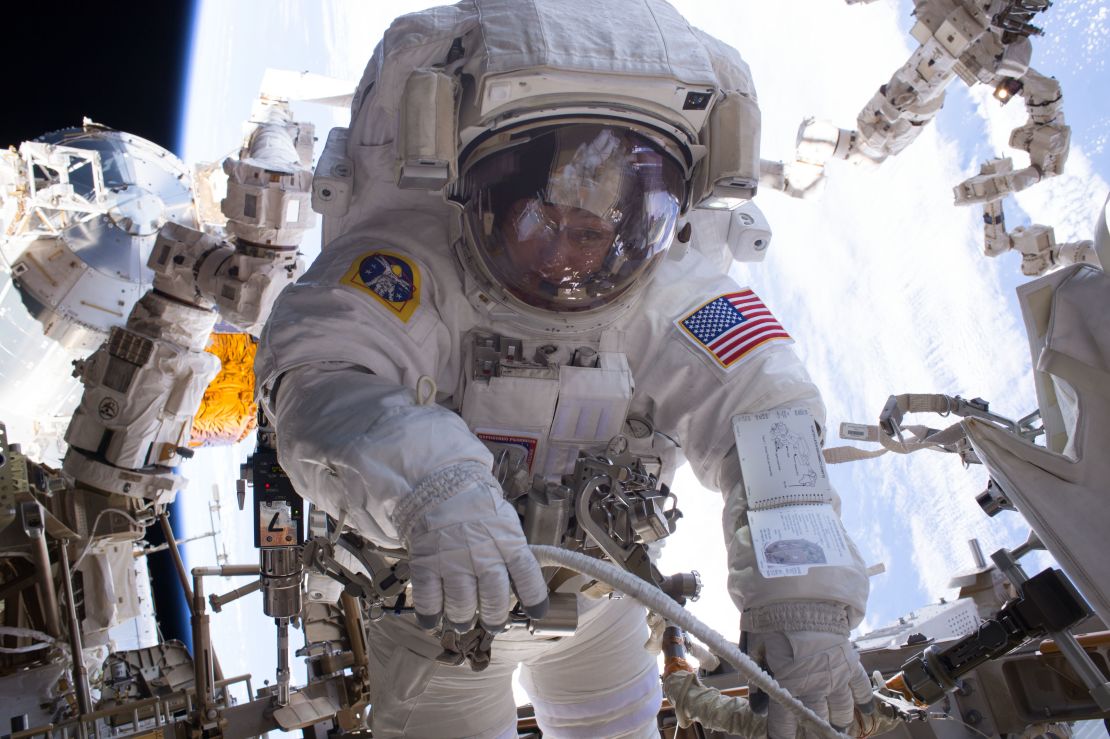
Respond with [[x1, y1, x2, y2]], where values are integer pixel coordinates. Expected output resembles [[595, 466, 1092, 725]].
[[3, 2, 197, 156], [3, 2, 200, 646]]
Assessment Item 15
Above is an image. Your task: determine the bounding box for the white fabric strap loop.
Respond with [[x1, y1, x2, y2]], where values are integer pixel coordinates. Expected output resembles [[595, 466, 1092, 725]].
[[825, 393, 979, 464], [0, 626, 57, 654]]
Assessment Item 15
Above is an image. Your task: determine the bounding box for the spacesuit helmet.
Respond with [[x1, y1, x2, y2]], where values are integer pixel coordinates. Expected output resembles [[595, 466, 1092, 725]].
[[327, 0, 764, 331], [457, 121, 686, 314]]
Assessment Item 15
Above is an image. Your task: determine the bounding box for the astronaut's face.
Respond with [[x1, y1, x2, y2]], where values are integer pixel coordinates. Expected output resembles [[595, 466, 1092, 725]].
[[500, 199, 617, 290], [460, 122, 685, 314]]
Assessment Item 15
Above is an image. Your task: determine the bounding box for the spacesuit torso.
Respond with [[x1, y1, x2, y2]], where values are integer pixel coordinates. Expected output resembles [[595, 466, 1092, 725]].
[[256, 192, 865, 617]]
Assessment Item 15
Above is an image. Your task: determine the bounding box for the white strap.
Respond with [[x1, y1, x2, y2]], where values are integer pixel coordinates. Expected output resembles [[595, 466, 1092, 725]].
[[0, 626, 57, 654], [823, 445, 887, 464], [415, 375, 437, 405], [824, 393, 972, 464]]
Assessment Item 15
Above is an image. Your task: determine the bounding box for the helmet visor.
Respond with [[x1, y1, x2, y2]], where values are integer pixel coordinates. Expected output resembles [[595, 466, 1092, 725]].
[[461, 124, 684, 312]]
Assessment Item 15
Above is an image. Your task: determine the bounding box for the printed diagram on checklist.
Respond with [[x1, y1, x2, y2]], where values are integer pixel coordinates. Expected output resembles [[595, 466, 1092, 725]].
[[733, 408, 856, 578]]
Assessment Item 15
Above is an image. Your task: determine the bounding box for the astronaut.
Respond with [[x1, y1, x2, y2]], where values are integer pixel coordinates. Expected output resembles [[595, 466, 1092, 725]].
[[256, 1, 872, 737]]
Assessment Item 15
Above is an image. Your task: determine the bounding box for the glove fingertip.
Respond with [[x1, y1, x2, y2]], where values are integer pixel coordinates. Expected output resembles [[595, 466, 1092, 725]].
[[447, 617, 477, 633], [766, 703, 798, 739], [410, 570, 444, 621], [503, 548, 548, 611], [523, 597, 549, 620], [415, 611, 442, 630], [480, 618, 509, 633], [851, 662, 876, 704]]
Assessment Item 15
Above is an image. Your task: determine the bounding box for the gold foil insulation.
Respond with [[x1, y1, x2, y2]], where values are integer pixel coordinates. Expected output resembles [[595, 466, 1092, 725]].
[[191, 333, 257, 446]]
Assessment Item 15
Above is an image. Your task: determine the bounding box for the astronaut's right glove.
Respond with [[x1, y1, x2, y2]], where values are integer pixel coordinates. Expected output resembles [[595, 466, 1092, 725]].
[[393, 462, 549, 633], [741, 601, 874, 739]]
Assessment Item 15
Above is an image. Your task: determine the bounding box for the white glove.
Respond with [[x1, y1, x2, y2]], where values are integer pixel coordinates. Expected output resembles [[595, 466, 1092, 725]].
[[396, 465, 549, 631], [742, 602, 874, 738]]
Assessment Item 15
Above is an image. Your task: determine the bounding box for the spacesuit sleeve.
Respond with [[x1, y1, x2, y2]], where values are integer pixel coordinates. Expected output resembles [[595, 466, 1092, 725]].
[[255, 239, 495, 549], [267, 363, 494, 548], [704, 348, 868, 629], [718, 422, 870, 632], [636, 273, 869, 629]]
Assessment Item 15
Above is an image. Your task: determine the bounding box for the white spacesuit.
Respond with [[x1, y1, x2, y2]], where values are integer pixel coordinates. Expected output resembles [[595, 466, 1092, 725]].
[[257, 1, 872, 737]]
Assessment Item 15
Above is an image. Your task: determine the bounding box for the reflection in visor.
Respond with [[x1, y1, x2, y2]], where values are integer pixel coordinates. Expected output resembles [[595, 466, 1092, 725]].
[[505, 200, 616, 290], [461, 124, 685, 313]]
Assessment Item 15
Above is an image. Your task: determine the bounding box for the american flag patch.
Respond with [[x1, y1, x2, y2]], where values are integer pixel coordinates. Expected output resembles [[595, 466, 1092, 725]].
[[676, 289, 792, 370]]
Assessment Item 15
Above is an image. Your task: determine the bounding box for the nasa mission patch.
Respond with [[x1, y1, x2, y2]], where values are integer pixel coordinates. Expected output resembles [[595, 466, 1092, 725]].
[[342, 250, 421, 322]]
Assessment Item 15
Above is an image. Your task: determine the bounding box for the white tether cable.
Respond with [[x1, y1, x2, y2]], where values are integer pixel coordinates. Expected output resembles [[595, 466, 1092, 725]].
[[0, 626, 57, 654], [529, 545, 851, 739]]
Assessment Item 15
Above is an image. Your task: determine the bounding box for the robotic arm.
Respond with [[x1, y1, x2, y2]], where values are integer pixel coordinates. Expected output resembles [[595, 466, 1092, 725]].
[[954, 69, 1070, 205], [977, 162, 1101, 275], [767, 0, 1066, 204], [63, 96, 311, 500], [0, 85, 318, 727]]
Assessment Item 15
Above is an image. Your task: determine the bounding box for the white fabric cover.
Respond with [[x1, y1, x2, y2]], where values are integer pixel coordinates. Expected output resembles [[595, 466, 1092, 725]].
[[964, 264, 1110, 624], [475, 0, 716, 81], [1093, 192, 1109, 269]]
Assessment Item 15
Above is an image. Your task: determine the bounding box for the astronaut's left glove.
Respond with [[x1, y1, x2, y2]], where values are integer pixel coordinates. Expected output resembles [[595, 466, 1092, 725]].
[[741, 601, 874, 739], [393, 462, 549, 633]]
